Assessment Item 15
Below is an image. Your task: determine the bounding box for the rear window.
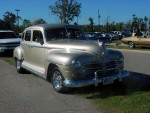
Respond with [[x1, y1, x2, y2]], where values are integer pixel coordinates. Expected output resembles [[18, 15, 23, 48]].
[[0, 32, 17, 39]]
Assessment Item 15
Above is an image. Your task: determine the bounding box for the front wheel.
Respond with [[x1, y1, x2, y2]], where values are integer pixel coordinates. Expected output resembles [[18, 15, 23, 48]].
[[52, 67, 69, 93], [15, 58, 24, 73], [128, 42, 135, 48]]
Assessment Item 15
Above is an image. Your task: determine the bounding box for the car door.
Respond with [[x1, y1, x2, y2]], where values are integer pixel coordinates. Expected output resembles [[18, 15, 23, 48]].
[[21, 30, 32, 64], [138, 37, 150, 46], [30, 30, 45, 75]]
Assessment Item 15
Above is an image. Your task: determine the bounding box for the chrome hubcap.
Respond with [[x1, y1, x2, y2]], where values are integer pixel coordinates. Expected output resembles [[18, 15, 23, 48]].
[[16, 60, 21, 70], [53, 71, 63, 90], [129, 42, 134, 48]]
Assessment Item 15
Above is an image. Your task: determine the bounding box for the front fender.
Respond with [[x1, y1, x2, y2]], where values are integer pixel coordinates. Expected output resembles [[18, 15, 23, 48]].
[[13, 46, 23, 60], [106, 49, 123, 60], [47, 49, 100, 66], [47, 53, 78, 66]]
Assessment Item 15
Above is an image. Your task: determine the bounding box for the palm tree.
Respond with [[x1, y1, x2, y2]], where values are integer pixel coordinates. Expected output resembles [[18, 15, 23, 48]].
[[22, 19, 31, 28], [144, 16, 148, 30], [3, 11, 17, 29], [32, 18, 47, 25]]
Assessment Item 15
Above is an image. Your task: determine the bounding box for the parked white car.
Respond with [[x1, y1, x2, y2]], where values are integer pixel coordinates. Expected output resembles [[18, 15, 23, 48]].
[[0, 30, 20, 53]]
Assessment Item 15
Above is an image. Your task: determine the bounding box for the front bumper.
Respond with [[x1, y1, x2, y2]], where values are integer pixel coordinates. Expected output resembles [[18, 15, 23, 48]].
[[63, 70, 129, 87]]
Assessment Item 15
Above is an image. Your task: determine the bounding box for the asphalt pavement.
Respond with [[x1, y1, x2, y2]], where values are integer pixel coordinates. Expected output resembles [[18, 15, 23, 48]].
[[0, 60, 100, 113], [114, 48, 150, 75]]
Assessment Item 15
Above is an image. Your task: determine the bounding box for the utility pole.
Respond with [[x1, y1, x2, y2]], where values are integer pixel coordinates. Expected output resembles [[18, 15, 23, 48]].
[[98, 9, 101, 31], [98, 9, 100, 25], [15, 9, 20, 26]]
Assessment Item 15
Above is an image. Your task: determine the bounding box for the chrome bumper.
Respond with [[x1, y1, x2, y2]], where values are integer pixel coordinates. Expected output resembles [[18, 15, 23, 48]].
[[63, 70, 129, 87]]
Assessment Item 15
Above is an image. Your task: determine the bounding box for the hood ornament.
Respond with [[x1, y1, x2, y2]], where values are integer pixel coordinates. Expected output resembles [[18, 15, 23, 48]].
[[102, 52, 105, 59]]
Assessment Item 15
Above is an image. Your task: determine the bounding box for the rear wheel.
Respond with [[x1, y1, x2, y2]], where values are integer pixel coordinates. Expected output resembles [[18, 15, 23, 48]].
[[51, 67, 69, 93], [128, 42, 135, 48]]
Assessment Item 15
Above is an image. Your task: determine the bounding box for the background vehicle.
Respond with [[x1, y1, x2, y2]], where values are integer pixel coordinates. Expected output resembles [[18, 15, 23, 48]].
[[85, 32, 111, 43], [121, 35, 150, 48], [0, 30, 20, 53]]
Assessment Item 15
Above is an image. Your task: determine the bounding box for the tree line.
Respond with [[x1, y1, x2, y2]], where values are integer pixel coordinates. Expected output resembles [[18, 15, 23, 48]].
[[83, 15, 150, 32], [0, 0, 150, 33], [0, 11, 47, 33]]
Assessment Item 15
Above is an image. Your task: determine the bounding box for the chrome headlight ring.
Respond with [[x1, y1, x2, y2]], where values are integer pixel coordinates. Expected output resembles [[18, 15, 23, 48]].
[[118, 57, 124, 71], [72, 60, 82, 69], [118, 57, 124, 65]]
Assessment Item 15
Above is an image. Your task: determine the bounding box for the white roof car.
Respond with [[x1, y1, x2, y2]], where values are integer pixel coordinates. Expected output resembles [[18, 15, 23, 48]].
[[0, 30, 20, 53]]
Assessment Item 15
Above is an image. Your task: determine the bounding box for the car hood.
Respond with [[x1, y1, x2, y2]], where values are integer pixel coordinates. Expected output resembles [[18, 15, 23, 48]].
[[46, 40, 106, 59], [0, 38, 21, 43]]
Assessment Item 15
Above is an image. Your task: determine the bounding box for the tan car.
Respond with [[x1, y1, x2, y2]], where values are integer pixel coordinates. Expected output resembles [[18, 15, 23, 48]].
[[121, 35, 150, 48], [14, 24, 129, 93]]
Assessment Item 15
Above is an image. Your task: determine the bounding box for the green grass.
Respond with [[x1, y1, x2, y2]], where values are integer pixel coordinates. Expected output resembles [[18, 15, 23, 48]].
[[1, 57, 150, 113], [93, 91, 150, 113], [0, 57, 15, 65], [74, 79, 150, 113]]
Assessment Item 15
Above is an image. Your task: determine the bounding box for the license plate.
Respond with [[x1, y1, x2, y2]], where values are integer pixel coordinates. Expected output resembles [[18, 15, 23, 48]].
[[103, 77, 114, 85]]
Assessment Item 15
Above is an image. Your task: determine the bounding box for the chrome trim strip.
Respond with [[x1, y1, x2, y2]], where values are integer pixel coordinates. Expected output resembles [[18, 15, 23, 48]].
[[21, 43, 87, 51], [63, 70, 129, 87]]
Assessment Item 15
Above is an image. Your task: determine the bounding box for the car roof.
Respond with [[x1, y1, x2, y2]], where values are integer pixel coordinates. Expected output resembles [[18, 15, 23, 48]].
[[25, 24, 80, 31], [0, 30, 14, 32]]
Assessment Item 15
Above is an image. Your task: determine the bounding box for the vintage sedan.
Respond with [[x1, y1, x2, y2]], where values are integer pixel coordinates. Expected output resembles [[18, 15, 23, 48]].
[[121, 36, 150, 48], [14, 24, 129, 93]]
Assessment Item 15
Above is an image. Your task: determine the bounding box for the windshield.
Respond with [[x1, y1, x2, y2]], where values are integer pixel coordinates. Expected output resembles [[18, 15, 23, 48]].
[[0, 32, 17, 39], [45, 27, 85, 41]]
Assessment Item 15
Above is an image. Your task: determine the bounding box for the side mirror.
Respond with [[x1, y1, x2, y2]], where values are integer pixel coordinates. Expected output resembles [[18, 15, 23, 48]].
[[40, 39, 44, 45]]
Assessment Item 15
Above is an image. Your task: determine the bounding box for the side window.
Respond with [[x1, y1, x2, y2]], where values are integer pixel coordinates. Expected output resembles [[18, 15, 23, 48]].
[[25, 30, 31, 41], [33, 30, 43, 43]]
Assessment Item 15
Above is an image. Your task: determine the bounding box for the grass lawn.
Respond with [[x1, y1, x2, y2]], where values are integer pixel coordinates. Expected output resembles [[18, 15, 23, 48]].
[[0, 57, 150, 113], [0, 57, 15, 65], [74, 75, 150, 113]]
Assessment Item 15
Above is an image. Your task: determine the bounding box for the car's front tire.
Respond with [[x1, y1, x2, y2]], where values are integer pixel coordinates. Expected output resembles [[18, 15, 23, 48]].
[[15, 58, 25, 73], [128, 41, 135, 48], [51, 67, 69, 93]]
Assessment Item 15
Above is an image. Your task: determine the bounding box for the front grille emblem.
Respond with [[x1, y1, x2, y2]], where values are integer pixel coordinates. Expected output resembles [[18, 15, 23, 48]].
[[102, 52, 105, 59]]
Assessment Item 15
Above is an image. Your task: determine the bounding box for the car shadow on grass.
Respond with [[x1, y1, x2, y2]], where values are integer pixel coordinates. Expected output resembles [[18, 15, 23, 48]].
[[73, 71, 150, 99]]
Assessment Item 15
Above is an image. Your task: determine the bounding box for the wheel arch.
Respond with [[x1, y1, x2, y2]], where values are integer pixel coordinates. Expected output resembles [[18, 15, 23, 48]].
[[46, 63, 58, 82], [13, 46, 23, 60], [128, 41, 132, 44]]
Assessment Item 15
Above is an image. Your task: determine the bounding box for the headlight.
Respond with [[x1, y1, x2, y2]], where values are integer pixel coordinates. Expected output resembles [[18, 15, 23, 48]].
[[118, 57, 124, 65], [118, 57, 124, 71], [72, 60, 82, 68]]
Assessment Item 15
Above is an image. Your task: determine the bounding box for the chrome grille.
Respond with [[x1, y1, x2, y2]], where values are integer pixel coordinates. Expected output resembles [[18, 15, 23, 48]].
[[84, 60, 119, 79], [105, 61, 117, 68]]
